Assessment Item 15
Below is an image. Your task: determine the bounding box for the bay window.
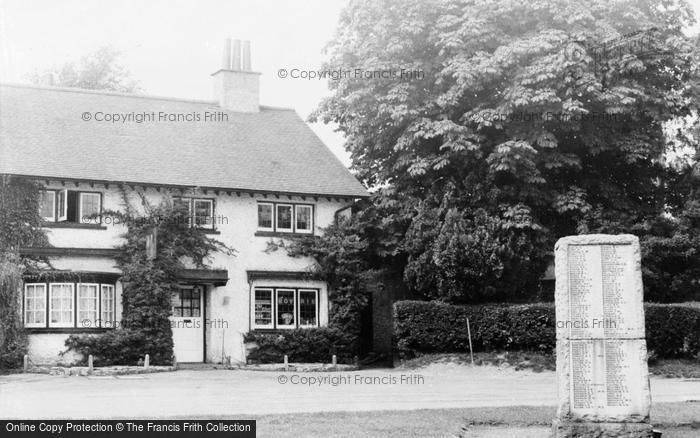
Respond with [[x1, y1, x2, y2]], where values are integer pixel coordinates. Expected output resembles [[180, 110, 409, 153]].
[[23, 281, 116, 329], [252, 287, 320, 330]]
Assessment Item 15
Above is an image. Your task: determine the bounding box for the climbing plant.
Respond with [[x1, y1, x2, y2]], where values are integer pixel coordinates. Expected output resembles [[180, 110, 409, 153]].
[[0, 176, 49, 368]]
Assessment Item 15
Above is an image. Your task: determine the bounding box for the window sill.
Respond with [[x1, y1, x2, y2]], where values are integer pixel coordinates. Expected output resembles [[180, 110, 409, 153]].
[[26, 327, 114, 334], [42, 222, 107, 230], [250, 327, 320, 334], [255, 231, 314, 238]]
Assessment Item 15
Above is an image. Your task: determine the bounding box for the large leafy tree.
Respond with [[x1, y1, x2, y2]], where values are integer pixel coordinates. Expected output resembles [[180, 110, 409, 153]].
[[29, 46, 142, 93], [313, 0, 699, 302]]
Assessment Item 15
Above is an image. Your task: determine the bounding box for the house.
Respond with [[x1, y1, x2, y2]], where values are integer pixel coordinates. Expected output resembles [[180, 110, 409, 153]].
[[0, 40, 368, 364]]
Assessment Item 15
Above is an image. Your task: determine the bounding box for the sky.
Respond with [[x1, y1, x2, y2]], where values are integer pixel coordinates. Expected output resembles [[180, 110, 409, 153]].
[[2, 0, 700, 167]]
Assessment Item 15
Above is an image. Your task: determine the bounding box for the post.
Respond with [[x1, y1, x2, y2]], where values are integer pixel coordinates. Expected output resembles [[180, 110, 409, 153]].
[[144, 354, 150, 369], [23, 354, 29, 373], [283, 354, 288, 370], [466, 318, 474, 366], [172, 354, 177, 370], [88, 355, 94, 373], [331, 355, 337, 367]]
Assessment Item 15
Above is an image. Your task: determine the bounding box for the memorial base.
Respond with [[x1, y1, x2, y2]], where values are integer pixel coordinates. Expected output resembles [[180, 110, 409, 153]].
[[552, 420, 654, 438]]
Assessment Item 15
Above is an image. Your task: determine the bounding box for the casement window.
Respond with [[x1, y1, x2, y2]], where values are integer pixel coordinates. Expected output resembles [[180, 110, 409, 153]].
[[40, 189, 101, 224], [39, 191, 56, 221], [256, 202, 314, 234], [49, 283, 74, 328], [253, 288, 274, 328], [173, 197, 215, 230], [252, 287, 320, 330], [77, 283, 99, 325], [79, 193, 102, 224], [295, 205, 313, 234], [23, 282, 116, 329], [257, 203, 274, 231], [101, 285, 115, 327], [298, 289, 318, 327], [276, 204, 293, 232], [24, 284, 46, 328]]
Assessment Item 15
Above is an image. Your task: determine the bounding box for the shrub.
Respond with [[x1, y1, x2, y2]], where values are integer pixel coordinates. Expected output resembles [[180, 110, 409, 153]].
[[394, 300, 700, 360], [244, 327, 357, 364], [64, 330, 148, 366]]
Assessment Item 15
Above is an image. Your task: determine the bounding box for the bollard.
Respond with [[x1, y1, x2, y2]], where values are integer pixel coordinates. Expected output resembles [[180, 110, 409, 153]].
[[172, 354, 178, 370], [23, 354, 29, 373], [354, 355, 359, 367], [332, 355, 337, 367], [283, 354, 289, 370], [144, 354, 150, 369], [88, 355, 94, 374]]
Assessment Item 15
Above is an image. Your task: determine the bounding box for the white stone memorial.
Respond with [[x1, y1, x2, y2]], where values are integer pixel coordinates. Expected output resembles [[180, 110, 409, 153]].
[[552, 234, 653, 438]]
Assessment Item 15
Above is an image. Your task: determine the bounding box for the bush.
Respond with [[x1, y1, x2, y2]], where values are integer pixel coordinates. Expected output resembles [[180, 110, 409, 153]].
[[64, 330, 151, 366], [244, 327, 357, 364], [644, 304, 700, 359], [394, 300, 700, 360]]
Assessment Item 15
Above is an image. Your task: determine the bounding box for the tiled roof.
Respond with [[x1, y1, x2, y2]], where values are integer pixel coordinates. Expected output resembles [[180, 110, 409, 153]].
[[0, 83, 367, 197]]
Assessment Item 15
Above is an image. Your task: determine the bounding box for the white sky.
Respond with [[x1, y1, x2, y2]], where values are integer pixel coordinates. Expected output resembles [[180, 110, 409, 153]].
[[1, 0, 700, 167]]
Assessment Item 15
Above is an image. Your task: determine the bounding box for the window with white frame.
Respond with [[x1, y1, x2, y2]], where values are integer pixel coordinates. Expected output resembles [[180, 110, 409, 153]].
[[257, 202, 314, 234], [257, 203, 274, 231], [24, 284, 46, 327], [77, 284, 99, 325], [295, 205, 313, 234], [101, 285, 115, 327], [79, 193, 102, 224], [276, 204, 293, 232], [39, 191, 56, 221], [252, 287, 320, 329], [24, 282, 116, 329], [49, 283, 74, 327], [173, 197, 215, 230], [253, 288, 274, 328], [298, 289, 318, 327], [40, 189, 101, 224]]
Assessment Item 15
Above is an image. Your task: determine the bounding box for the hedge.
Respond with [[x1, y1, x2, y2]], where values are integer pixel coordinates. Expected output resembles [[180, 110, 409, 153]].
[[394, 300, 700, 360], [243, 327, 357, 364]]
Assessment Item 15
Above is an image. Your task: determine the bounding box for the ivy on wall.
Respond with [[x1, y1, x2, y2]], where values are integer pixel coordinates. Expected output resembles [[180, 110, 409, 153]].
[[65, 188, 234, 366], [0, 176, 49, 368]]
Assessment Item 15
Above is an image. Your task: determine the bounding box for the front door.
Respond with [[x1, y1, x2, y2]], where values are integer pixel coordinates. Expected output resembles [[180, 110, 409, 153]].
[[170, 285, 204, 362]]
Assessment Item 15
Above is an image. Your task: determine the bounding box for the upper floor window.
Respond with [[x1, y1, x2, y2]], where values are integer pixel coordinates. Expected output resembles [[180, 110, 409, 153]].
[[40, 189, 102, 224], [257, 202, 314, 234], [173, 197, 216, 230]]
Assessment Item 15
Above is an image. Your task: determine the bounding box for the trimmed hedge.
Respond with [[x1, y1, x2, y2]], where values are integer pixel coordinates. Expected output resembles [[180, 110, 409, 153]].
[[244, 327, 357, 364], [394, 301, 700, 360]]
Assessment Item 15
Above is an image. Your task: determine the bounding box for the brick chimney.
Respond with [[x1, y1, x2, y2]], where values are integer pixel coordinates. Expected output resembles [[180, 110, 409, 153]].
[[212, 39, 260, 113]]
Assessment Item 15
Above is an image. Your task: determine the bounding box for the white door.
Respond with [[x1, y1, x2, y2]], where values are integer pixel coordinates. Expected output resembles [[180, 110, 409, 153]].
[[170, 285, 204, 362]]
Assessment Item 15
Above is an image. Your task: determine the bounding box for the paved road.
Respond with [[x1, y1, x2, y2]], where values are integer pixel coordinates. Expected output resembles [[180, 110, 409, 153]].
[[0, 367, 698, 418]]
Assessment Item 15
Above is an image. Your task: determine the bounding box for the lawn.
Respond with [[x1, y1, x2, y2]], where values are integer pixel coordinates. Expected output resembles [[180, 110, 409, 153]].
[[250, 403, 699, 438]]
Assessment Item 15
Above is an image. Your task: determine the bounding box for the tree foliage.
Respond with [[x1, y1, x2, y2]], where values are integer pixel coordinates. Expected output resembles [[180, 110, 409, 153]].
[[29, 46, 142, 93], [313, 0, 700, 302]]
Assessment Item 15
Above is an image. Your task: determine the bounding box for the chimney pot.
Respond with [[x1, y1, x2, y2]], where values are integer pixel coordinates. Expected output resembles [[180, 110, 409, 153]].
[[242, 41, 251, 71], [222, 38, 232, 70], [232, 40, 242, 70]]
